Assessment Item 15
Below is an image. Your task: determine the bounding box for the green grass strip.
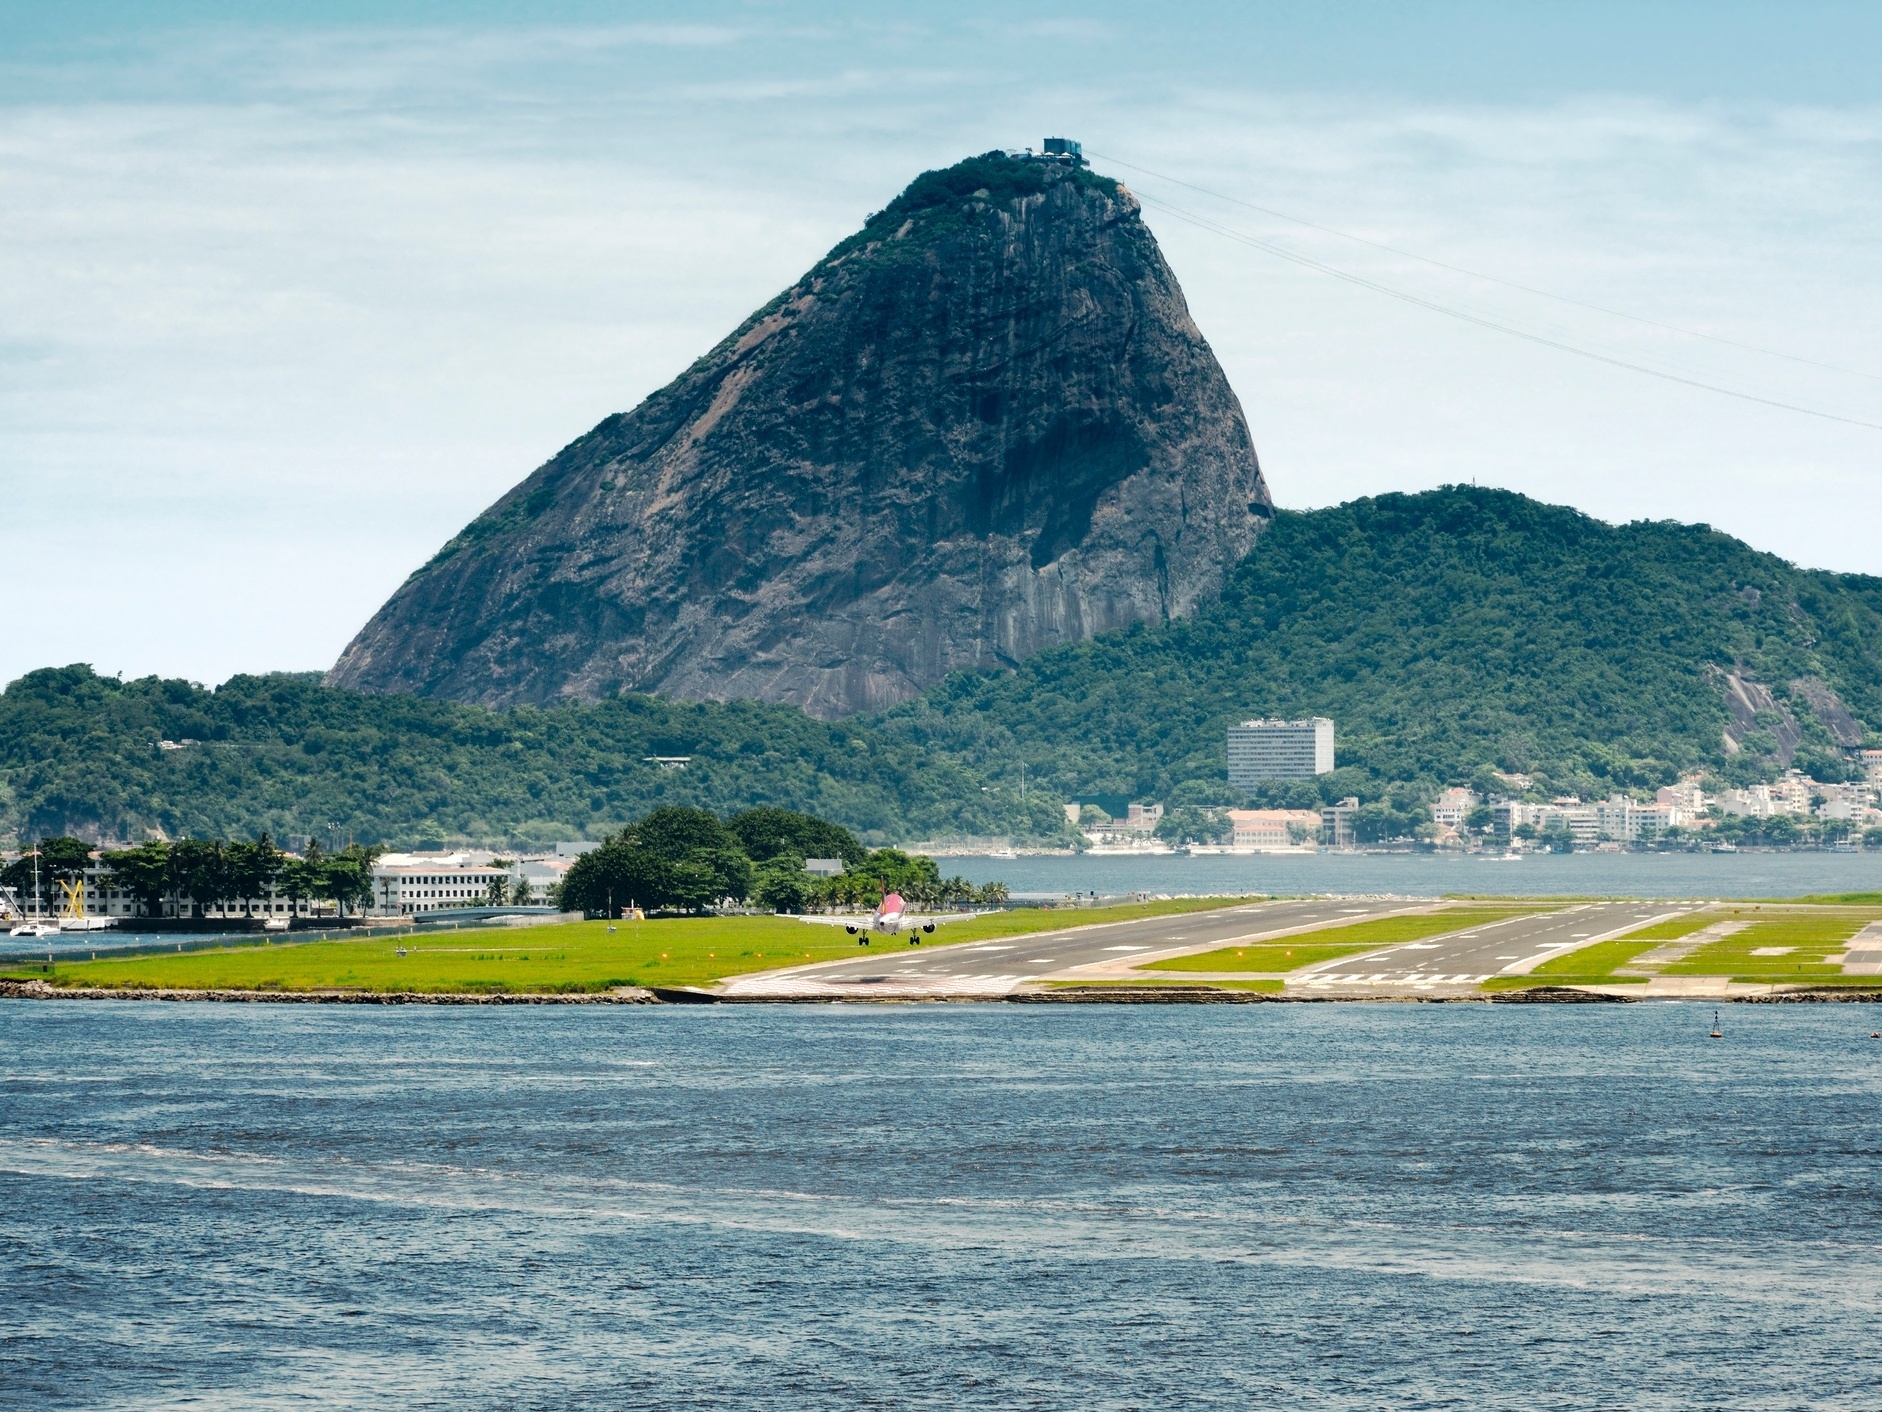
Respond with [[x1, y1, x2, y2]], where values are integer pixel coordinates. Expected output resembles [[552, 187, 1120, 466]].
[[1662, 912, 1877, 982], [0, 896, 1256, 995], [1481, 910, 1716, 989], [1144, 907, 1547, 973]]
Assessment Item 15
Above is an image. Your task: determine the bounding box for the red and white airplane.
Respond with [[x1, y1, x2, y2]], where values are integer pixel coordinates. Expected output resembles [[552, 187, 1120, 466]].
[[798, 891, 979, 945]]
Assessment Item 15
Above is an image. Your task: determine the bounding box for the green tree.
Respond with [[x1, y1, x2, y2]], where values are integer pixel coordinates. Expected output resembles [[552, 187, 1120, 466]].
[[168, 838, 227, 918], [224, 834, 283, 918], [101, 840, 171, 918], [726, 807, 866, 865], [751, 856, 817, 913], [1155, 807, 1225, 846]]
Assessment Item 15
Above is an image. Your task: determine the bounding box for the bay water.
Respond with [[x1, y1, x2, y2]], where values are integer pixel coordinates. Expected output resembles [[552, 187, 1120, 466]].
[[952, 847, 1882, 899], [4, 1001, 1881, 1408]]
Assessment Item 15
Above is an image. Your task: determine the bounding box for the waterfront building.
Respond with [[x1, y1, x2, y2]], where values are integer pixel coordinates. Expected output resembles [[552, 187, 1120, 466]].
[[1320, 796, 1359, 849], [1122, 802, 1164, 833], [1226, 717, 1334, 786], [370, 851, 572, 916], [1225, 808, 1323, 851]]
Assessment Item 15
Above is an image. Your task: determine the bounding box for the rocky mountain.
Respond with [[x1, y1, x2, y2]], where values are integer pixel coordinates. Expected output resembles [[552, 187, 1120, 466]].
[[328, 150, 1270, 717]]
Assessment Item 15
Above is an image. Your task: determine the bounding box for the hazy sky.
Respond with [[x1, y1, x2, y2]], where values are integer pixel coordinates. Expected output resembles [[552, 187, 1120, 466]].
[[6, 2, 1882, 688]]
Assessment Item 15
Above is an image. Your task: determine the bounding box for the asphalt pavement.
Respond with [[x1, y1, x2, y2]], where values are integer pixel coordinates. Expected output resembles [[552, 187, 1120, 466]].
[[714, 895, 1695, 1000], [1289, 900, 1688, 996], [718, 896, 1428, 998]]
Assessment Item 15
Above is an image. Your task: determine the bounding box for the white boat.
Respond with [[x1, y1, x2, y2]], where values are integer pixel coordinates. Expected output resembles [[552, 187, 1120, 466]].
[[263, 917, 291, 933], [1479, 853, 1522, 863], [9, 921, 59, 939], [58, 916, 112, 932]]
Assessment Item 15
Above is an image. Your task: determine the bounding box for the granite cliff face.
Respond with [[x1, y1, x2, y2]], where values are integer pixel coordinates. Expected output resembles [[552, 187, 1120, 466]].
[[328, 151, 1271, 717]]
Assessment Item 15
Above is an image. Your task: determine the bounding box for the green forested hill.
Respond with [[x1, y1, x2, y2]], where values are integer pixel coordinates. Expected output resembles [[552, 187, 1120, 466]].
[[0, 668, 1069, 847], [877, 487, 1882, 807], [5, 487, 1879, 846]]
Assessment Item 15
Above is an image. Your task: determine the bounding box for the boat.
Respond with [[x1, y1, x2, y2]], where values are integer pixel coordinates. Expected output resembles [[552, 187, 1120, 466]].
[[55, 877, 111, 931], [262, 916, 292, 933], [9, 921, 59, 939], [1479, 852, 1522, 863]]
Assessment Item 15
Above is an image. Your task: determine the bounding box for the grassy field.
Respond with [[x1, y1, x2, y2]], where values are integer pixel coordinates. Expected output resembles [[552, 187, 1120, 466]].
[[1480, 911, 1719, 990], [1143, 907, 1549, 973], [0, 896, 1253, 995], [1661, 911, 1876, 983], [1483, 907, 1882, 990]]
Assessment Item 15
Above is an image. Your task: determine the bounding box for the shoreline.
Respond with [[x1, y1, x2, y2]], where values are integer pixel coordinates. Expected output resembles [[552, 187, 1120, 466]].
[[8, 979, 1881, 1007]]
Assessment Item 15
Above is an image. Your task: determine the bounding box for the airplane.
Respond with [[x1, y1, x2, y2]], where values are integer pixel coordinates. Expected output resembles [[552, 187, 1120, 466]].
[[796, 892, 980, 945]]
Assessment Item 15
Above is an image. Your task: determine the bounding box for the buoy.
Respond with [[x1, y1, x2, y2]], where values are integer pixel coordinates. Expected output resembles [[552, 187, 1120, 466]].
[[1709, 1008, 1723, 1039]]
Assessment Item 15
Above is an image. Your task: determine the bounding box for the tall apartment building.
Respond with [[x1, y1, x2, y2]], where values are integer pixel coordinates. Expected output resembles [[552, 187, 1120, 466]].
[[1226, 717, 1335, 787]]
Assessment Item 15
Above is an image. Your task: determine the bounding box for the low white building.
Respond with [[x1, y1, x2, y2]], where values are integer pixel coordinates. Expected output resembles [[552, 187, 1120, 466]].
[[1225, 809, 1323, 851], [371, 851, 573, 916]]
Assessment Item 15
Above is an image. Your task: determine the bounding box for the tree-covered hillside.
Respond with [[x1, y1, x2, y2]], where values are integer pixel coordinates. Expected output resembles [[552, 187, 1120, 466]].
[[7, 488, 1879, 846], [878, 487, 1882, 807], [0, 667, 1071, 848]]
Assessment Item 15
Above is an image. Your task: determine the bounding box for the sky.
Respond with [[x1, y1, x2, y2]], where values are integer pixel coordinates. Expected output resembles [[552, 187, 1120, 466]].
[[5, 1, 1882, 688]]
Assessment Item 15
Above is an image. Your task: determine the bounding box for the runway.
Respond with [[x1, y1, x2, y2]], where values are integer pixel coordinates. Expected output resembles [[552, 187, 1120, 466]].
[[1288, 900, 1687, 996], [714, 896, 1693, 1000], [718, 896, 1428, 999]]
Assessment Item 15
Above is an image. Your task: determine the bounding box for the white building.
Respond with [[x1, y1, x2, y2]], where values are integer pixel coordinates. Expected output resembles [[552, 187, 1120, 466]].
[[1227, 717, 1334, 786], [370, 851, 572, 916], [1430, 788, 1478, 831], [1657, 778, 1707, 813], [1226, 809, 1323, 850], [9, 854, 347, 922]]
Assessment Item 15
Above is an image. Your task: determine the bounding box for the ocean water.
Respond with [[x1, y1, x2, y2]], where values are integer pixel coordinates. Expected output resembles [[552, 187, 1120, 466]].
[[953, 847, 1882, 899], [4, 1002, 1881, 1409]]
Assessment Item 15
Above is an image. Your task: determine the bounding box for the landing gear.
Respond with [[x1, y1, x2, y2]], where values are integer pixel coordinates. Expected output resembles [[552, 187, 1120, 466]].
[[858, 936, 870, 946], [909, 937, 921, 946]]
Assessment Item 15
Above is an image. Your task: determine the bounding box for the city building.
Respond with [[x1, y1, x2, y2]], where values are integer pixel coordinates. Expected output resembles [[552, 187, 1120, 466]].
[[1320, 796, 1360, 849], [1656, 779, 1707, 814], [1226, 717, 1334, 786], [1430, 788, 1479, 831], [1226, 808, 1323, 851], [804, 858, 845, 877], [1122, 802, 1164, 833], [372, 854, 521, 915]]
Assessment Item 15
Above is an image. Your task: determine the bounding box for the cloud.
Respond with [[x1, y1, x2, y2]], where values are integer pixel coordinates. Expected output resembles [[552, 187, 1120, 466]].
[[3, 17, 1881, 689]]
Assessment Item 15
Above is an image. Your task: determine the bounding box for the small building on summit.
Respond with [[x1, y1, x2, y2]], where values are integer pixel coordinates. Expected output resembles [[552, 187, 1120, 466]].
[[1227, 717, 1335, 786]]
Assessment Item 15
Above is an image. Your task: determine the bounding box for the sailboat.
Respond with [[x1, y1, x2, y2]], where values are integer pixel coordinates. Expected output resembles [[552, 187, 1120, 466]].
[[6, 852, 59, 937]]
